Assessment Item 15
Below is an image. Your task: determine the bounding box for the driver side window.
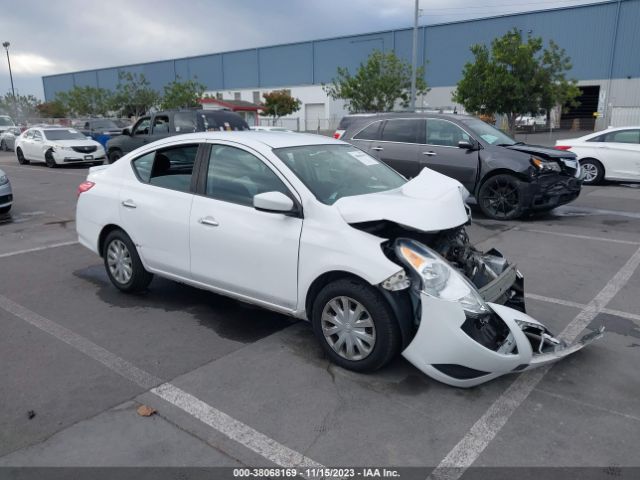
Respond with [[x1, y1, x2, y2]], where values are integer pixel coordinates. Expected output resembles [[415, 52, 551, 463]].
[[426, 119, 470, 147], [133, 118, 151, 136], [205, 145, 290, 207]]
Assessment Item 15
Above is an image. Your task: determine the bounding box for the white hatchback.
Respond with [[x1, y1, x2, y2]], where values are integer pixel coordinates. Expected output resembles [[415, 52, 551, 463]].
[[16, 127, 106, 168], [555, 127, 640, 184], [76, 132, 601, 387]]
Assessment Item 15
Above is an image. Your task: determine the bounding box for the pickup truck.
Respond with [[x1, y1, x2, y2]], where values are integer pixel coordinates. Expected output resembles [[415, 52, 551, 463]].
[[105, 109, 249, 163]]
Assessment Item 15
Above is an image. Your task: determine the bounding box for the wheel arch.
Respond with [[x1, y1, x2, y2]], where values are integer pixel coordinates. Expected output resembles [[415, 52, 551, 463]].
[[476, 168, 529, 196], [98, 224, 125, 257], [304, 270, 414, 348]]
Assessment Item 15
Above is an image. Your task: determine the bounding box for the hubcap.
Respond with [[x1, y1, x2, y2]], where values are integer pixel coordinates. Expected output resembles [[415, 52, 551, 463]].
[[482, 178, 519, 218], [582, 163, 598, 182], [321, 296, 376, 361], [106, 239, 133, 285]]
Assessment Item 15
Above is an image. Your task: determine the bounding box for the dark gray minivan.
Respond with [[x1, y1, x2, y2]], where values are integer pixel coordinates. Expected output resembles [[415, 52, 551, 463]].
[[338, 113, 582, 220]]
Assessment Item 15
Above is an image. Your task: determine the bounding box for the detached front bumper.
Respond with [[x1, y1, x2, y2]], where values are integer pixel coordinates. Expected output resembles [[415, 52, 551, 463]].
[[402, 292, 603, 388], [521, 174, 582, 211]]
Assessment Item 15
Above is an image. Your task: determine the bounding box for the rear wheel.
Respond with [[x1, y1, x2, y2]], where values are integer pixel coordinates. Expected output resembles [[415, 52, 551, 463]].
[[103, 229, 153, 293], [16, 148, 29, 165], [580, 158, 604, 185], [311, 278, 400, 372], [478, 174, 525, 220], [108, 149, 122, 164], [0, 205, 10, 214], [45, 150, 57, 168]]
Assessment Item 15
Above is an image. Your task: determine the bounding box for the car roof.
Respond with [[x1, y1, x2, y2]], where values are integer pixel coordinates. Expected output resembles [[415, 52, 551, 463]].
[[156, 131, 342, 149], [342, 112, 473, 127]]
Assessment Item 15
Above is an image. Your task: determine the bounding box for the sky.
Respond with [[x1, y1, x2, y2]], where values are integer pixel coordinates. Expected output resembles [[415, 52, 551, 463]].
[[0, 0, 609, 99]]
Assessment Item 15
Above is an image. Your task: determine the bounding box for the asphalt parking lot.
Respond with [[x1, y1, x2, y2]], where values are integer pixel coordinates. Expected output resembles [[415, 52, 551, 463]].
[[1, 150, 639, 477]]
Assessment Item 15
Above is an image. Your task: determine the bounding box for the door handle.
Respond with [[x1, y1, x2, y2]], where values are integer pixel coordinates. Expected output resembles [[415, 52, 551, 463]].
[[121, 199, 137, 209], [371, 146, 384, 151], [198, 216, 219, 227], [422, 151, 437, 156]]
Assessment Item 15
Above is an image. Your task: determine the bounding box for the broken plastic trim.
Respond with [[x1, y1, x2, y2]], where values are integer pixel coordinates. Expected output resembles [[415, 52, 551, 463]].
[[381, 270, 411, 291]]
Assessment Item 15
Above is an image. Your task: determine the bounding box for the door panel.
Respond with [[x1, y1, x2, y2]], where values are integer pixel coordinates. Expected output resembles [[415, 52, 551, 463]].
[[118, 144, 199, 277], [602, 130, 640, 180], [124, 117, 151, 153], [189, 144, 302, 308], [421, 118, 479, 192]]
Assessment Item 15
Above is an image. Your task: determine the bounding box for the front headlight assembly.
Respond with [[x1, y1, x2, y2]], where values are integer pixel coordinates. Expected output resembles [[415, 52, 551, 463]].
[[0, 174, 8, 186], [530, 156, 561, 173], [395, 238, 489, 316]]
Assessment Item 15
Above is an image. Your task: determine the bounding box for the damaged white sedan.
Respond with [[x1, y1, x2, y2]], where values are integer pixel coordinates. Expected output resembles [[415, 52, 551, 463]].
[[76, 132, 603, 387]]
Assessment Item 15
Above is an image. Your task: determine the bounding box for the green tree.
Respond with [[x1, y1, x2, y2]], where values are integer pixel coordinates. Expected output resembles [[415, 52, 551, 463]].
[[36, 100, 68, 118], [112, 71, 160, 117], [323, 50, 428, 112], [0, 93, 41, 121], [260, 90, 301, 121], [160, 77, 206, 110], [453, 28, 580, 133], [55, 86, 113, 116]]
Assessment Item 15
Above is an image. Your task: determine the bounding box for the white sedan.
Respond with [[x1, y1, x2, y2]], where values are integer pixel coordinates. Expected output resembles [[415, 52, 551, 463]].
[[76, 132, 601, 387], [16, 127, 107, 168], [555, 127, 640, 184]]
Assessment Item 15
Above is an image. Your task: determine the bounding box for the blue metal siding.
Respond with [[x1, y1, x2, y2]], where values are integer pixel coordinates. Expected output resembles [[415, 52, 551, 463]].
[[223, 50, 259, 89], [259, 43, 313, 87], [613, 0, 640, 78], [96, 68, 119, 91], [42, 0, 640, 101]]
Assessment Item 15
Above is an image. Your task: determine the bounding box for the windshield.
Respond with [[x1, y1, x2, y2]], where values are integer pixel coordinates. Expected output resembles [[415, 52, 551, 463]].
[[273, 144, 406, 205], [0, 116, 14, 127], [460, 118, 517, 146], [43, 129, 87, 141]]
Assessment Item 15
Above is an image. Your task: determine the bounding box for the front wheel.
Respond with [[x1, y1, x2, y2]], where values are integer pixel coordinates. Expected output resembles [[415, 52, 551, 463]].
[[103, 230, 153, 293], [108, 149, 122, 164], [477, 174, 525, 220], [45, 150, 57, 168], [311, 278, 401, 372], [16, 148, 29, 165], [580, 158, 604, 185], [0, 140, 6, 151], [0, 205, 10, 214]]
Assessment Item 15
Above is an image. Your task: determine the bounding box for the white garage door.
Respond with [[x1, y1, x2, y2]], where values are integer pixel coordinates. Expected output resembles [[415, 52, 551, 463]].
[[305, 103, 325, 132]]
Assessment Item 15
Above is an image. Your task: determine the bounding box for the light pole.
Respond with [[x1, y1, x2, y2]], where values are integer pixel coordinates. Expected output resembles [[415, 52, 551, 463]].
[[2, 41, 16, 119], [409, 0, 419, 111]]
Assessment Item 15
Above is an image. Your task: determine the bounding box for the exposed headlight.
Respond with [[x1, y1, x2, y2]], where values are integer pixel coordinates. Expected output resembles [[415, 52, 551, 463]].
[[0, 174, 8, 186], [53, 144, 73, 151], [530, 156, 561, 173], [395, 239, 489, 315]]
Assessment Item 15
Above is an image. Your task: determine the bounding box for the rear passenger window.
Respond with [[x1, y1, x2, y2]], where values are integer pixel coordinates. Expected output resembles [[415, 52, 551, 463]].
[[381, 119, 422, 144], [353, 121, 382, 140], [132, 144, 199, 193], [205, 145, 290, 207], [604, 129, 640, 144]]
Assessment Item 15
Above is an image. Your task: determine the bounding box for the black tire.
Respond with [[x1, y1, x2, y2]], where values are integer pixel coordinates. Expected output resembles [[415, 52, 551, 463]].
[[108, 149, 122, 164], [477, 174, 525, 220], [0, 140, 6, 151], [580, 158, 604, 185], [16, 148, 29, 165], [103, 229, 153, 293], [0, 205, 10, 214], [45, 150, 57, 168], [92, 161, 104, 167], [311, 278, 401, 372]]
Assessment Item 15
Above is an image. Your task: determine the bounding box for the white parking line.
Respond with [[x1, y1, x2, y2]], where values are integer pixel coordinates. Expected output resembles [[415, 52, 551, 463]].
[[428, 245, 640, 480], [527, 293, 640, 323], [0, 241, 78, 259], [515, 228, 640, 245], [0, 294, 324, 471]]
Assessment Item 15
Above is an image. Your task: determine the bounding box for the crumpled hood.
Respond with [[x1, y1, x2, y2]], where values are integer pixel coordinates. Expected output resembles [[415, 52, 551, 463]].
[[505, 143, 576, 160], [334, 167, 470, 232]]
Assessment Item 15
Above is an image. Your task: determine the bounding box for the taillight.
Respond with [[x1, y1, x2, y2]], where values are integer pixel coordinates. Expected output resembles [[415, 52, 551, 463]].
[[333, 130, 345, 139], [554, 145, 572, 151], [77, 181, 95, 197]]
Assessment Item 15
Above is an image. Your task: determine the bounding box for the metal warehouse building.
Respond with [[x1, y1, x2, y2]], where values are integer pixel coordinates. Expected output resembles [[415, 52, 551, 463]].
[[42, 0, 640, 131]]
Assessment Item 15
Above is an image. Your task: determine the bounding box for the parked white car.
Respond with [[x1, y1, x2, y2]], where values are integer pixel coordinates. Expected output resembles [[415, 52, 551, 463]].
[[0, 126, 22, 151], [76, 132, 602, 387], [15, 127, 106, 168], [555, 127, 640, 184], [0, 167, 12, 214]]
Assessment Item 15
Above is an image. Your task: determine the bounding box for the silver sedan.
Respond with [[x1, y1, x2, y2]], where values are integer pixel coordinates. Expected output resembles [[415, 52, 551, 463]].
[[0, 127, 22, 152], [0, 168, 13, 214]]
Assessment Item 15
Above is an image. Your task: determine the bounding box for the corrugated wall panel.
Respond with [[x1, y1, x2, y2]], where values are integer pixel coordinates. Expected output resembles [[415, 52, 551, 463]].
[[72, 71, 97, 88], [259, 43, 313, 87], [223, 50, 259, 89], [174, 59, 189, 81], [613, 0, 640, 78], [313, 32, 393, 84], [43, 74, 74, 100], [188, 55, 223, 89], [141, 61, 175, 91], [96, 68, 119, 91]]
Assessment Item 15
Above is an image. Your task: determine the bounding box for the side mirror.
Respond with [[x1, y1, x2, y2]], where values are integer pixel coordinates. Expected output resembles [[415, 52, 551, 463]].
[[122, 127, 132, 136], [253, 191, 295, 214], [458, 140, 477, 150]]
